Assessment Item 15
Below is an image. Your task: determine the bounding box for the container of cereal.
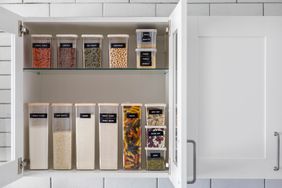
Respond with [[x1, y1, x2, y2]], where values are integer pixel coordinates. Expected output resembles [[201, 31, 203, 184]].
[[136, 29, 157, 48], [51, 103, 72, 170], [56, 34, 78, 68], [82, 35, 103, 68], [145, 104, 166, 126], [121, 103, 142, 170], [145, 126, 166, 148], [75, 103, 96, 170], [108, 34, 129, 68], [31, 34, 52, 68], [28, 103, 49, 169], [98, 103, 119, 170], [145, 147, 166, 171], [136, 48, 157, 69]]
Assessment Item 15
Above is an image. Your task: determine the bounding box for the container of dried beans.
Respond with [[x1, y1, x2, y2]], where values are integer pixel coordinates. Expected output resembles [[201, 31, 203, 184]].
[[108, 34, 129, 68], [145, 147, 166, 171], [82, 34, 103, 68], [31, 34, 52, 68], [145, 104, 166, 126], [56, 34, 78, 68], [145, 126, 166, 148], [51, 103, 73, 170]]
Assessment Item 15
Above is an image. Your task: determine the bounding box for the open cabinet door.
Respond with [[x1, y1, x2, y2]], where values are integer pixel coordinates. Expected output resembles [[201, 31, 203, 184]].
[[168, 0, 189, 187], [0, 7, 24, 187]]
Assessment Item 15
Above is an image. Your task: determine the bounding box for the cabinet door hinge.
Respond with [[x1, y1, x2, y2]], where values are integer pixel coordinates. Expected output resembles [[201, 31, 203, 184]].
[[18, 157, 28, 174], [18, 21, 29, 37]]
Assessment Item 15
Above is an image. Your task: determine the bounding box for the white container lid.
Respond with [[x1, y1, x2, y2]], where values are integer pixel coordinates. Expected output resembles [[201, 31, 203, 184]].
[[136, 29, 157, 33], [107, 34, 129, 38], [28, 103, 49, 106], [51, 103, 73, 107], [135, 48, 157, 52], [31, 34, 52, 38], [145, 126, 166, 129], [145, 103, 166, 107], [121, 103, 142, 106], [81, 34, 104, 38], [56, 34, 78, 38], [98, 103, 119, 106], [75, 103, 96, 106], [145, 147, 167, 151]]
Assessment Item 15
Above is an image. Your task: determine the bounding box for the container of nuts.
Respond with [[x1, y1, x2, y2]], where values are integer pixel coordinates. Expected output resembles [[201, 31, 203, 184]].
[[145, 104, 166, 126], [82, 34, 103, 68], [108, 34, 129, 68]]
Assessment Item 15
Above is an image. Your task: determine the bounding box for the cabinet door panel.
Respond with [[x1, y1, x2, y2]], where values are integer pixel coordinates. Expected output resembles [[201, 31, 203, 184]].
[[211, 179, 264, 188], [4, 177, 50, 188], [52, 176, 103, 188], [188, 17, 282, 178], [265, 180, 282, 188]]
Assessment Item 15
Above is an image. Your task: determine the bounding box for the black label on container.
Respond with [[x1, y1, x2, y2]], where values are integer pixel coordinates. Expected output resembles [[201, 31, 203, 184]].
[[100, 113, 117, 123], [128, 145, 139, 151], [150, 153, 161, 158], [140, 51, 152, 66], [60, 43, 73, 48], [148, 131, 164, 136], [111, 43, 126, 48], [30, 113, 48, 119], [127, 113, 138, 119], [142, 32, 152, 42], [32, 43, 50, 48], [148, 109, 163, 115], [84, 43, 100, 48], [54, 113, 70, 118], [80, 113, 91, 118]]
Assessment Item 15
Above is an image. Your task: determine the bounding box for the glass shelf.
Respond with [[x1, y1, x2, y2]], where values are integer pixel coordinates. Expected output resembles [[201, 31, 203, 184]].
[[23, 68, 169, 74]]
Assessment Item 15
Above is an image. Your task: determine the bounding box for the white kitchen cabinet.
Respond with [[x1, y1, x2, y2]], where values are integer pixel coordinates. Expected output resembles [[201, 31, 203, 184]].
[[4, 177, 50, 188], [0, 0, 190, 188], [188, 17, 282, 179]]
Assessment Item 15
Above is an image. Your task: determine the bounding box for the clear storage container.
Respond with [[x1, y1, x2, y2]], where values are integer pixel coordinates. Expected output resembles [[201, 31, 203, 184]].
[[145, 104, 166, 126], [98, 103, 119, 170], [75, 103, 95, 170], [56, 34, 78, 68], [121, 103, 142, 170], [145, 148, 166, 171], [145, 126, 166, 148], [108, 34, 129, 68], [136, 48, 157, 69], [28, 103, 49, 169], [31, 34, 52, 68], [51, 103, 72, 170], [82, 35, 103, 68], [136, 29, 157, 48]]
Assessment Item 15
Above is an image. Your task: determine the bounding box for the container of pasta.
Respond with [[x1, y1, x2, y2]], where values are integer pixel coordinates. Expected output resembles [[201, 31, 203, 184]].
[[31, 34, 52, 68], [122, 103, 142, 170], [51, 103, 72, 170], [145, 104, 166, 126], [136, 48, 157, 69], [98, 103, 119, 170], [145, 147, 166, 171], [145, 126, 166, 148], [28, 103, 49, 169], [136, 29, 157, 48], [56, 34, 78, 68], [75, 103, 96, 170], [108, 34, 129, 68], [82, 34, 103, 68]]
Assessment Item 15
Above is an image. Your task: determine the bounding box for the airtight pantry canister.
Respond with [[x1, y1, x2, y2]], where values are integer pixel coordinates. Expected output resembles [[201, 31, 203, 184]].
[[52, 103, 72, 170], [75, 103, 96, 170]]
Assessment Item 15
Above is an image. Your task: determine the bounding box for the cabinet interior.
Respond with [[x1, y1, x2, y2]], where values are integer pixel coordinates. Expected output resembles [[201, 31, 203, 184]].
[[22, 21, 170, 172]]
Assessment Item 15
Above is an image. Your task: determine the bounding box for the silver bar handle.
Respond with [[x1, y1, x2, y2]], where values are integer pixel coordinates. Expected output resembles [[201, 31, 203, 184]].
[[187, 139, 196, 184], [274, 132, 281, 171]]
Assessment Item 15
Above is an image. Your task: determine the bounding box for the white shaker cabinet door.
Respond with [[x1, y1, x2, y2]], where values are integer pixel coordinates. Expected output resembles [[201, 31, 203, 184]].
[[168, 0, 189, 187], [52, 176, 103, 188], [188, 17, 282, 179], [0, 7, 24, 188]]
